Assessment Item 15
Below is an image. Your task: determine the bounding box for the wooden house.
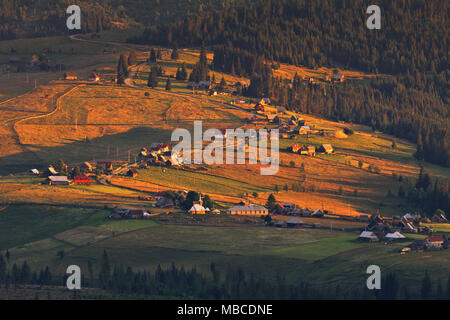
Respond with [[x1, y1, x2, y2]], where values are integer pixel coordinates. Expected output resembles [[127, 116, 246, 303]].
[[64, 72, 78, 80]]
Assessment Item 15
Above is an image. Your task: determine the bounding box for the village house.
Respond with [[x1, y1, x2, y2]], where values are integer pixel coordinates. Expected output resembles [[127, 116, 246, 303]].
[[266, 114, 277, 123], [298, 126, 311, 135], [306, 146, 316, 156], [286, 217, 305, 228], [254, 104, 265, 112], [45, 176, 69, 186], [227, 204, 269, 216], [150, 143, 170, 154], [332, 73, 345, 83], [127, 168, 138, 178], [384, 231, 406, 241], [358, 231, 379, 242], [258, 98, 270, 106], [80, 161, 93, 172], [291, 144, 302, 153], [425, 235, 444, 249], [320, 144, 334, 154], [156, 197, 175, 208], [96, 161, 113, 171], [64, 72, 78, 80], [46, 166, 58, 176], [277, 106, 287, 114], [74, 175, 92, 186], [89, 72, 100, 82]]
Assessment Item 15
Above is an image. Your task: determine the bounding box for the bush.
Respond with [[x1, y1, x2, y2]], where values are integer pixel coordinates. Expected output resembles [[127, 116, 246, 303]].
[[343, 127, 354, 135]]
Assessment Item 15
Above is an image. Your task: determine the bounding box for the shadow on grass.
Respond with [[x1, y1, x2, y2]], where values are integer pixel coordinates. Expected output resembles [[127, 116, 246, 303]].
[[0, 126, 174, 175]]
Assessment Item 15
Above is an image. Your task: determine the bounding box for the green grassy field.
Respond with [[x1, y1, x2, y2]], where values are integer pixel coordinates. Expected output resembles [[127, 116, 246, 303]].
[[1, 204, 449, 293], [136, 167, 269, 196]]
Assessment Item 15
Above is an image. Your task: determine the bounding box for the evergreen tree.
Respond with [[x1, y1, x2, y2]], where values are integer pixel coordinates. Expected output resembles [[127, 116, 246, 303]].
[[421, 272, 432, 299], [117, 53, 129, 85], [171, 46, 179, 60], [165, 78, 172, 91], [266, 194, 277, 211], [150, 48, 157, 62], [99, 250, 111, 289], [147, 69, 158, 88]]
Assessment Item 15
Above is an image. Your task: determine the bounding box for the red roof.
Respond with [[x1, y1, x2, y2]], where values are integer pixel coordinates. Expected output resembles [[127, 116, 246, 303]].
[[427, 236, 444, 243], [74, 176, 91, 181]]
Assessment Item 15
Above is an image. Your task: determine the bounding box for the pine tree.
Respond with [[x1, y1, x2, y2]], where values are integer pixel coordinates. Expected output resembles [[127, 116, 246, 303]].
[[266, 194, 276, 211], [171, 46, 179, 60], [117, 53, 129, 85], [150, 48, 157, 62], [421, 271, 432, 299], [99, 250, 111, 289], [165, 78, 172, 91], [147, 70, 158, 88]]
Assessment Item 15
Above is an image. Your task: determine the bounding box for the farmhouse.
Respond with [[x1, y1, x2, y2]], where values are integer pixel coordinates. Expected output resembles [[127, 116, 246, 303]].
[[277, 106, 287, 114], [432, 213, 448, 223], [150, 143, 170, 154], [74, 175, 92, 186], [89, 72, 100, 82], [306, 146, 316, 156], [97, 161, 113, 171], [286, 217, 305, 228], [64, 72, 78, 80], [127, 168, 138, 178], [258, 98, 270, 105], [358, 231, 379, 242], [425, 235, 444, 249], [299, 126, 311, 135], [254, 104, 265, 112], [45, 176, 69, 186], [80, 161, 93, 172], [227, 204, 269, 216], [320, 144, 334, 154], [332, 73, 345, 83], [266, 114, 278, 123], [291, 144, 302, 153], [46, 166, 58, 176], [384, 232, 406, 241]]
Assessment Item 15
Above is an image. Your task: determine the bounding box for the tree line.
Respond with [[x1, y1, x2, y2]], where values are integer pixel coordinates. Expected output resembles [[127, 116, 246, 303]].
[[1, 251, 449, 300]]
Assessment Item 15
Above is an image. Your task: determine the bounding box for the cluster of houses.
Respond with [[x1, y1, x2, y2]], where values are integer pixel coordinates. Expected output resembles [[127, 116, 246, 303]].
[[294, 73, 345, 85], [290, 143, 334, 157], [31, 165, 93, 186], [109, 207, 153, 219], [3, 55, 66, 73], [402, 235, 449, 253], [357, 213, 449, 252], [31, 160, 128, 186], [138, 143, 184, 167]]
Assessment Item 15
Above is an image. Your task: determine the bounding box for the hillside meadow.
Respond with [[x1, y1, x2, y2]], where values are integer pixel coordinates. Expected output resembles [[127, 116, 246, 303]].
[[1, 204, 449, 294]]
